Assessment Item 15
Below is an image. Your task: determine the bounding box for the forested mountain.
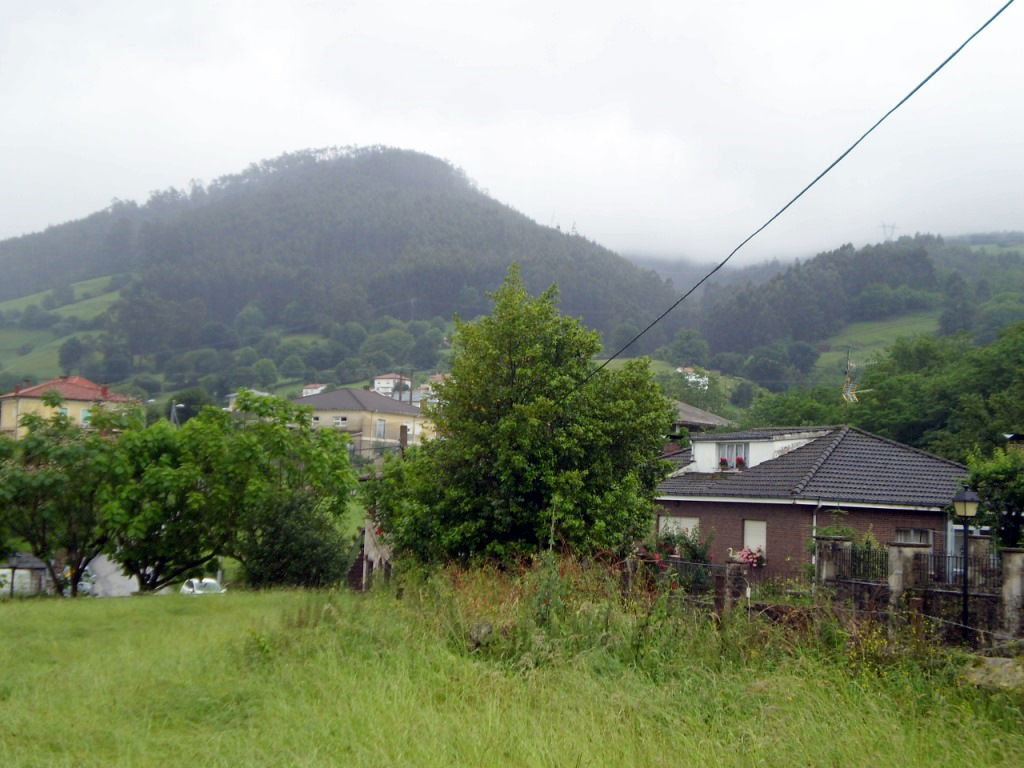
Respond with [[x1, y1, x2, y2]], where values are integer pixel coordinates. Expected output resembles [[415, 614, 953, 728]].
[[0, 147, 677, 344], [0, 147, 686, 398], [1, 143, 1021, 410]]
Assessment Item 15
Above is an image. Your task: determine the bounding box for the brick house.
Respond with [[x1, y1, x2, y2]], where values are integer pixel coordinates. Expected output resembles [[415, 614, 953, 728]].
[[656, 426, 969, 576]]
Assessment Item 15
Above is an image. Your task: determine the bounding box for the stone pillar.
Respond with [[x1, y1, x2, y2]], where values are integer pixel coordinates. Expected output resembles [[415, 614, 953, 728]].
[[888, 542, 930, 610], [1001, 548, 1024, 637], [814, 536, 851, 584], [968, 535, 992, 559], [968, 535, 993, 588]]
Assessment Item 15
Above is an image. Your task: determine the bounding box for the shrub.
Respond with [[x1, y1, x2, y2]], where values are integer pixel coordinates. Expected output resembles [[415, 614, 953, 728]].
[[239, 498, 356, 588]]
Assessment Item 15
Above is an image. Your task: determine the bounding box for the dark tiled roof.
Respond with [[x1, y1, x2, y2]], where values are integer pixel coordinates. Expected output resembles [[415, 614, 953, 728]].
[[660, 447, 693, 470], [0, 376, 135, 403], [658, 426, 967, 508], [1, 552, 47, 570], [672, 400, 733, 429], [292, 388, 422, 416]]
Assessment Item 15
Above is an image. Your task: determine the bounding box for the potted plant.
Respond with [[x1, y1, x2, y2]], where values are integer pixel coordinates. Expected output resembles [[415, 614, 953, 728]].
[[735, 456, 746, 470], [719, 457, 730, 470]]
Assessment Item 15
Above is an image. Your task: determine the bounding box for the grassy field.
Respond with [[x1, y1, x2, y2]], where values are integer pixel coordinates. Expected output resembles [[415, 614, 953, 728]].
[[811, 310, 940, 385], [1, 566, 1020, 767], [0, 275, 122, 317], [0, 275, 123, 381]]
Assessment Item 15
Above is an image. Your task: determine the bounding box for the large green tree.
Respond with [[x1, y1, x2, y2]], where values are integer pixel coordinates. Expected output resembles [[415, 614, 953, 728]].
[[968, 448, 1024, 548], [0, 394, 134, 596], [368, 266, 673, 562], [103, 391, 356, 590]]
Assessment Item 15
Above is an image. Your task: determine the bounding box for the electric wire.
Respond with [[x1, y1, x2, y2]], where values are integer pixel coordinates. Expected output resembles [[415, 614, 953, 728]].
[[568, 0, 1016, 397]]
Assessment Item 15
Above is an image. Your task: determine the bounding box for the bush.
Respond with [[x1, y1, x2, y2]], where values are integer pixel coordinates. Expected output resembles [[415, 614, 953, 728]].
[[239, 498, 355, 588]]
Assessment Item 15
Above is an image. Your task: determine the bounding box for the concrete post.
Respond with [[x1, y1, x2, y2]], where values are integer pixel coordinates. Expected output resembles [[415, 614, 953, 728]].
[[716, 563, 746, 614], [1001, 548, 1024, 637], [814, 536, 851, 584], [888, 542, 930, 611]]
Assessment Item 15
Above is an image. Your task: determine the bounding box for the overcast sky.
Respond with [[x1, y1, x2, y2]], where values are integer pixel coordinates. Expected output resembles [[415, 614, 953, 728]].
[[1, 0, 1019, 264]]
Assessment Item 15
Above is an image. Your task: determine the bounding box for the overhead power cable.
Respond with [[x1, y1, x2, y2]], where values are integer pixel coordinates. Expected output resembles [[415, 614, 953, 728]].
[[570, 0, 1016, 395]]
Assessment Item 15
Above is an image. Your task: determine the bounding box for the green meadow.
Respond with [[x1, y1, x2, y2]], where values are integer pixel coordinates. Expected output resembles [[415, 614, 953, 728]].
[[1, 565, 1020, 767], [811, 310, 941, 385]]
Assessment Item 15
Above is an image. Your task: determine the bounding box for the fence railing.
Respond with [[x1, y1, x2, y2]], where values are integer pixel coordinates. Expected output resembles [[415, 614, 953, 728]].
[[834, 547, 889, 582], [912, 552, 1002, 592]]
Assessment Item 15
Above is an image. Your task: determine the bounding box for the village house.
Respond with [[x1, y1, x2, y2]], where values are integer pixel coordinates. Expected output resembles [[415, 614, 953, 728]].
[[656, 426, 969, 576], [0, 376, 137, 440], [291, 387, 432, 453]]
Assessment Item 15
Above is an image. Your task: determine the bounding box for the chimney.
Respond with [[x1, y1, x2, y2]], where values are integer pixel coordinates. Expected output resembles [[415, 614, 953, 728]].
[[101, 385, 109, 399], [14, 384, 20, 395]]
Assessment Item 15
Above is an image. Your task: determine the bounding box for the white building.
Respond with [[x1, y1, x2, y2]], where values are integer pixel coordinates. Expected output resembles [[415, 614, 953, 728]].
[[371, 373, 411, 396]]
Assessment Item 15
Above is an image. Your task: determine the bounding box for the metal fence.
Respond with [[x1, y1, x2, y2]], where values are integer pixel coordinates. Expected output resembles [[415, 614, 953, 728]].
[[912, 552, 1002, 592], [834, 547, 889, 582]]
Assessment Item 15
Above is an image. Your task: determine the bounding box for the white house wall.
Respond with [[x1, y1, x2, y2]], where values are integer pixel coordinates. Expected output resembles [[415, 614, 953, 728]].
[[689, 435, 820, 472]]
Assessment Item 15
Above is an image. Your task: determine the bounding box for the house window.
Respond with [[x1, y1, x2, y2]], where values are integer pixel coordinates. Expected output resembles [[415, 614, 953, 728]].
[[743, 520, 767, 554], [58, 407, 69, 417], [717, 442, 748, 467], [375, 419, 386, 439], [312, 415, 320, 424], [896, 528, 931, 546], [333, 415, 347, 427], [659, 516, 699, 535], [81, 409, 91, 425]]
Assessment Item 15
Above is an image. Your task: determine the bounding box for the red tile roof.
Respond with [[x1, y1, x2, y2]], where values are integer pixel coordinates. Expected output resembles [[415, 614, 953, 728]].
[[0, 376, 136, 403]]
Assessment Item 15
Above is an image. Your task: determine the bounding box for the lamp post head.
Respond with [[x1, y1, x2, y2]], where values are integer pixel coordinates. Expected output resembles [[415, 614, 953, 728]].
[[952, 485, 980, 518]]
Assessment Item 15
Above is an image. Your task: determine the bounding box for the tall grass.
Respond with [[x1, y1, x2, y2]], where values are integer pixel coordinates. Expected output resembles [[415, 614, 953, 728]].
[[1, 559, 1021, 767]]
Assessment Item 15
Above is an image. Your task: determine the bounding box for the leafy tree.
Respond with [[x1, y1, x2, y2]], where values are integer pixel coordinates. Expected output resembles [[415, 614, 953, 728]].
[[660, 328, 709, 367], [367, 266, 673, 562], [58, 337, 86, 374], [281, 354, 306, 379], [968, 448, 1024, 548], [742, 387, 845, 428], [786, 341, 820, 375], [252, 358, 278, 389], [236, 497, 355, 588], [730, 380, 756, 409], [104, 392, 356, 590], [0, 394, 134, 596]]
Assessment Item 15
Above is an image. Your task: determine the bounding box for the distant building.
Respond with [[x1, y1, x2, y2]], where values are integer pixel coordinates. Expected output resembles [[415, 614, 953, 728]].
[[0, 376, 137, 440], [302, 383, 328, 397], [292, 387, 433, 453], [225, 390, 271, 411], [675, 366, 710, 390], [670, 399, 733, 435], [371, 373, 412, 397]]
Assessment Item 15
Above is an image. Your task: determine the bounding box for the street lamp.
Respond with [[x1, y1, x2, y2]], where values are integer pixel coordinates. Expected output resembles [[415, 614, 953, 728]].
[[169, 400, 186, 427], [952, 485, 980, 635]]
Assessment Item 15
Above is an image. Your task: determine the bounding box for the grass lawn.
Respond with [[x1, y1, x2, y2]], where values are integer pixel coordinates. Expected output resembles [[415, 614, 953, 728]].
[[1, 576, 1020, 767], [811, 310, 940, 385], [593, 357, 678, 376], [51, 289, 121, 321]]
